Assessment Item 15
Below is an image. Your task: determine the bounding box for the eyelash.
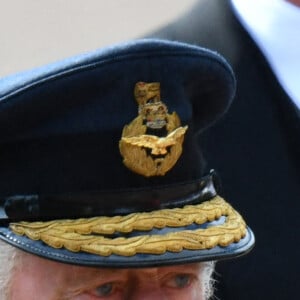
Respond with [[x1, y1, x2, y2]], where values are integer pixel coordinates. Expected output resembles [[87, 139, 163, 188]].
[[95, 283, 114, 296], [164, 273, 194, 289], [84, 272, 196, 298], [87, 282, 121, 299]]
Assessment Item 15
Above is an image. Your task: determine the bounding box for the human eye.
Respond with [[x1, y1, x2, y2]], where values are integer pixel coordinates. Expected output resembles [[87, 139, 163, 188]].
[[94, 283, 114, 297], [164, 273, 194, 289], [87, 282, 120, 298]]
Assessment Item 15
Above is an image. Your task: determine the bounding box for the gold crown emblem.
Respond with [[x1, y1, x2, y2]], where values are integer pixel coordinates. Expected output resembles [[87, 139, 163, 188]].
[[119, 82, 188, 177]]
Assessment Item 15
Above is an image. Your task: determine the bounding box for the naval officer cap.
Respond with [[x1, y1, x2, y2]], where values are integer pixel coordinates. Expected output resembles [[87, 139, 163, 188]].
[[0, 39, 254, 267]]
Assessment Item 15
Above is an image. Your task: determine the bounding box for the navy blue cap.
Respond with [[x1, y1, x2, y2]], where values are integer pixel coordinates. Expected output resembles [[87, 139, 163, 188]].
[[0, 39, 254, 267]]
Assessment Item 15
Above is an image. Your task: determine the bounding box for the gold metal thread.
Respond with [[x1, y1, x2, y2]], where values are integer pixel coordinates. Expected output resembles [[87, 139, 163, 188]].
[[10, 196, 247, 257]]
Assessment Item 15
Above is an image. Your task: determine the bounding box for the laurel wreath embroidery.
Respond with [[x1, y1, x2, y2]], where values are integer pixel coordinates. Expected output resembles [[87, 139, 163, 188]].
[[10, 197, 247, 257]]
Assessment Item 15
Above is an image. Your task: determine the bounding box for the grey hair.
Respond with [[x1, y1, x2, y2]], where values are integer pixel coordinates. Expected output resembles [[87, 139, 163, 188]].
[[200, 261, 216, 300], [0, 240, 22, 300], [0, 239, 216, 300]]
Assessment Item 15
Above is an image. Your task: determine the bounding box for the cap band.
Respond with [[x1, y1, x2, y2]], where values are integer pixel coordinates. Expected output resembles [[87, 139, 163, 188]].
[[3, 173, 217, 221]]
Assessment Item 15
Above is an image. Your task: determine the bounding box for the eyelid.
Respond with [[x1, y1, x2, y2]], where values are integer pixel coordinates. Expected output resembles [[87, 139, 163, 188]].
[[90, 281, 116, 299], [95, 282, 114, 297], [162, 272, 197, 289]]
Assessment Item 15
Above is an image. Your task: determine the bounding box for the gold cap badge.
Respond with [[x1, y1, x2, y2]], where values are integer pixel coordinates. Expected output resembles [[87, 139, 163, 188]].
[[119, 82, 188, 177]]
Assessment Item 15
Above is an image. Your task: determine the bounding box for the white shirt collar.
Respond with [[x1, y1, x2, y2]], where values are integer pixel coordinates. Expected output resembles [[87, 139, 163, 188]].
[[231, 0, 300, 108]]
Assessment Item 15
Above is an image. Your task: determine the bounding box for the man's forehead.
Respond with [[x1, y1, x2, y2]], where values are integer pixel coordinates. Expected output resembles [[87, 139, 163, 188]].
[[22, 250, 203, 276], [15, 251, 204, 297], [10, 250, 205, 300]]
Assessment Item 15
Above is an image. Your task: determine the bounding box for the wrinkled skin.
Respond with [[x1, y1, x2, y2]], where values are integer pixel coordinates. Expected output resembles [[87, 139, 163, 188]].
[[10, 253, 206, 300]]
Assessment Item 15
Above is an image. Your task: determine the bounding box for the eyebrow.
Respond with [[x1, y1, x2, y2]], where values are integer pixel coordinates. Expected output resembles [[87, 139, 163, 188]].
[[61, 263, 203, 297], [60, 270, 123, 299]]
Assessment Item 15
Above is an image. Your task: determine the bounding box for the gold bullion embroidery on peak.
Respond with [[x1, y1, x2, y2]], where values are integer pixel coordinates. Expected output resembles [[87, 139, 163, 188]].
[[119, 82, 188, 177], [10, 196, 247, 257]]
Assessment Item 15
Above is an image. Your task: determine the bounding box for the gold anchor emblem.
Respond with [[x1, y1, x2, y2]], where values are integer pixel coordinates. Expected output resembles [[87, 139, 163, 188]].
[[119, 82, 188, 177]]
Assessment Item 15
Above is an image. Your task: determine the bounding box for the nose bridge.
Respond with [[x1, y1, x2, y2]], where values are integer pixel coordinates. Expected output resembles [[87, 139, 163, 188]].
[[129, 287, 168, 300], [126, 269, 168, 300]]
